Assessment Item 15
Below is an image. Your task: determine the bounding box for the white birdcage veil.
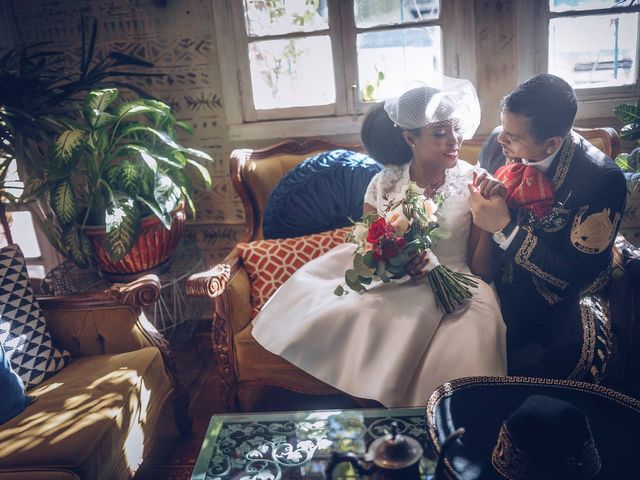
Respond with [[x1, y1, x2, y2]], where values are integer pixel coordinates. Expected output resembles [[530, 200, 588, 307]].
[[383, 76, 481, 139]]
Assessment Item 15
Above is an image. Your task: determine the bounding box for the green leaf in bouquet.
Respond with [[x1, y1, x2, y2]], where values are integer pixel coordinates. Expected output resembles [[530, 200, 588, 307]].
[[334, 285, 347, 297], [353, 253, 375, 276], [363, 250, 378, 269], [345, 271, 365, 292], [346, 269, 359, 284], [430, 227, 451, 241], [388, 252, 410, 267], [359, 276, 372, 285], [376, 260, 386, 277]]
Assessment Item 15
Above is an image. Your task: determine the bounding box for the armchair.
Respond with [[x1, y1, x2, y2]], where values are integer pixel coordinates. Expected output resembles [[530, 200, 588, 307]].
[[0, 275, 191, 480], [187, 129, 640, 411]]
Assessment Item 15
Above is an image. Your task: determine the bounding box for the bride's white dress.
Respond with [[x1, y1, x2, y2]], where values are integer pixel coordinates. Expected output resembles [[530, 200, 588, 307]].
[[252, 160, 507, 407]]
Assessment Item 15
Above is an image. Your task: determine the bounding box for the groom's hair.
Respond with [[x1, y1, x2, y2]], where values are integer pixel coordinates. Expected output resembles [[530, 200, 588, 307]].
[[502, 73, 577, 144], [361, 102, 413, 165]]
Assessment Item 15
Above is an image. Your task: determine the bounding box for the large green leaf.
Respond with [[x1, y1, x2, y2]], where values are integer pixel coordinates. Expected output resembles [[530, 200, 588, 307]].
[[83, 88, 119, 127], [621, 123, 640, 142], [615, 103, 640, 125], [51, 129, 84, 168], [63, 227, 94, 268], [104, 193, 141, 262], [137, 196, 171, 229], [118, 160, 143, 196], [186, 158, 212, 187], [175, 120, 194, 135], [183, 147, 214, 162], [116, 144, 157, 171], [153, 171, 181, 215], [50, 181, 78, 226], [41, 214, 67, 258], [119, 125, 181, 149], [112, 102, 167, 122]]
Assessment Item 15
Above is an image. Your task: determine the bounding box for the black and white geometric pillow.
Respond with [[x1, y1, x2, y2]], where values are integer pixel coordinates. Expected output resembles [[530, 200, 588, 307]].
[[0, 244, 70, 390]]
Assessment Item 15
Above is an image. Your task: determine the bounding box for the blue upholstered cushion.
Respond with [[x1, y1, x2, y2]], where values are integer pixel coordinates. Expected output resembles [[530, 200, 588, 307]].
[[263, 149, 381, 239], [0, 339, 32, 424]]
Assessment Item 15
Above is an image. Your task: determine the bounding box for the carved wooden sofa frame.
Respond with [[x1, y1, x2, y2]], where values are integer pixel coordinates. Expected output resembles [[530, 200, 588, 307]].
[[186, 129, 640, 411]]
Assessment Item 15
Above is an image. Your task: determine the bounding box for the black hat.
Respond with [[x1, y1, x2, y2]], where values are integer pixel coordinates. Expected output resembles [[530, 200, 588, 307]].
[[426, 376, 640, 479]]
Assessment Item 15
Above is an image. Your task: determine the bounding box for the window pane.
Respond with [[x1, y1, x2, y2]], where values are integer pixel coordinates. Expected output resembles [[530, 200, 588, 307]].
[[249, 36, 335, 109], [244, 0, 329, 36], [0, 211, 41, 258], [550, 0, 634, 13], [357, 27, 442, 101], [355, 0, 440, 28], [549, 14, 638, 88]]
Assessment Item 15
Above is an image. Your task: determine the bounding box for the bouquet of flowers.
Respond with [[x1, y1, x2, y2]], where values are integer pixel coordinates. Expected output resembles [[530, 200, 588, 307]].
[[334, 182, 478, 313]]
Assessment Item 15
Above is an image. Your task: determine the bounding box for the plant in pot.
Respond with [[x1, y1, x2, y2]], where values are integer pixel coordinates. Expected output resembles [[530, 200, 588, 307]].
[[27, 87, 213, 276], [614, 100, 640, 244], [0, 18, 157, 245]]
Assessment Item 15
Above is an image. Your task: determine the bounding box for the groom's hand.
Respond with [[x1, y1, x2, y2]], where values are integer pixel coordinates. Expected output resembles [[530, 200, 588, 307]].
[[468, 182, 511, 233]]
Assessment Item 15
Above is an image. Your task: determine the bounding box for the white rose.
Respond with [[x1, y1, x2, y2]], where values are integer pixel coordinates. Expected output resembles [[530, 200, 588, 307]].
[[423, 199, 439, 222], [353, 223, 369, 244], [401, 181, 423, 197], [386, 205, 410, 235]]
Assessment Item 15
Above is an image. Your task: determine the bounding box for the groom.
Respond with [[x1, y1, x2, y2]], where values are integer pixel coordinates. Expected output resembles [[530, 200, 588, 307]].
[[469, 73, 626, 383]]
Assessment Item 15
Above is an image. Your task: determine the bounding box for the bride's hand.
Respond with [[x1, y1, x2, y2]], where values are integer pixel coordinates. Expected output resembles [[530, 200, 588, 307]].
[[406, 250, 430, 280], [472, 171, 507, 198]]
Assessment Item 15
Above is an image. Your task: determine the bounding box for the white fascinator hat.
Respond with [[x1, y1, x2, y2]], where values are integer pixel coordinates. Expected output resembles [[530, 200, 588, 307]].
[[383, 76, 481, 140]]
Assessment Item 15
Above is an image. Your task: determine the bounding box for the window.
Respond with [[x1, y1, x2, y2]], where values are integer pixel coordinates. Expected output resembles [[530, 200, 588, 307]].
[[213, 0, 475, 139], [0, 160, 62, 281], [520, 0, 640, 119]]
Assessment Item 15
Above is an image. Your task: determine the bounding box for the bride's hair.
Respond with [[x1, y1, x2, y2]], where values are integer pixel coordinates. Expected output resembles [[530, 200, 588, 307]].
[[361, 102, 414, 165]]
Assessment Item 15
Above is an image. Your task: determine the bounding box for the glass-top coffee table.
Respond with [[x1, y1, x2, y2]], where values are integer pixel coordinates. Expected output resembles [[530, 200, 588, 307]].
[[191, 407, 437, 479]]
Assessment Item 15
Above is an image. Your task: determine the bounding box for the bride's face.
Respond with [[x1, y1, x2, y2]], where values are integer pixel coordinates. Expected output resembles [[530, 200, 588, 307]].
[[408, 121, 463, 170]]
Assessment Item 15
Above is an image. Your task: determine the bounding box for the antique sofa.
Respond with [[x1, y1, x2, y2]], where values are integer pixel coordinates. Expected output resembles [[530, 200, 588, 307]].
[[187, 131, 640, 411], [0, 275, 191, 480]]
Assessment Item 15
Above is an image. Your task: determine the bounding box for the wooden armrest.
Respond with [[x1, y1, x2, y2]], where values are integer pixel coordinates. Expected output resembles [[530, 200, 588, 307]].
[[186, 262, 232, 298], [187, 253, 254, 334], [39, 274, 162, 357]]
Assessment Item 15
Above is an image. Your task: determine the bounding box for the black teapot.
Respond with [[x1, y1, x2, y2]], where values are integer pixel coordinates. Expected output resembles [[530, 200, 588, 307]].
[[326, 421, 464, 480]]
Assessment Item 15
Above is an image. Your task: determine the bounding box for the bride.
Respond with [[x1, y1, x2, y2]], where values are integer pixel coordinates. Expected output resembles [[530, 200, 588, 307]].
[[252, 77, 507, 407]]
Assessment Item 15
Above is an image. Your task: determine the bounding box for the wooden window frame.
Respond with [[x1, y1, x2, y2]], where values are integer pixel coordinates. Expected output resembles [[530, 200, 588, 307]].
[[213, 0, 476, 140], [517, 0, 640, 121]]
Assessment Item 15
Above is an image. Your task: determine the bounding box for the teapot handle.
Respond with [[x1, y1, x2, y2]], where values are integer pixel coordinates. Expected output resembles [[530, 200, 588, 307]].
[[432, 427, 466, 480], [326, 451, 374, 479]]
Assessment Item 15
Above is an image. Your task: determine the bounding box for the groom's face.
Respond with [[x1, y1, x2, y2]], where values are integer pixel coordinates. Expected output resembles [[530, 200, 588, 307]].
[[497, 111, 550, 162]]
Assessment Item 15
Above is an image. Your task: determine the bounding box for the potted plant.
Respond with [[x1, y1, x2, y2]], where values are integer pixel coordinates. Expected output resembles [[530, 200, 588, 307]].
[[0, 17, 157, 246], [614, 100, 640, 244], [27, 87, 213, 275]]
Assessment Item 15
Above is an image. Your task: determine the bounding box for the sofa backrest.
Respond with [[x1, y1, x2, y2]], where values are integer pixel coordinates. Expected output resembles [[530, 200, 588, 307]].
[[230, 128, 620, 241]]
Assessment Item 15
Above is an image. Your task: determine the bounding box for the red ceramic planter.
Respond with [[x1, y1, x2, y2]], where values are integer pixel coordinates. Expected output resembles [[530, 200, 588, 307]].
[[84, 204, 186, 276]]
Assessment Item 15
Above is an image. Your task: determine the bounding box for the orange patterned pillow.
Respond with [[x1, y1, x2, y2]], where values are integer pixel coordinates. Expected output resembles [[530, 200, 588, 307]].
[[238, 227, 350, 318]]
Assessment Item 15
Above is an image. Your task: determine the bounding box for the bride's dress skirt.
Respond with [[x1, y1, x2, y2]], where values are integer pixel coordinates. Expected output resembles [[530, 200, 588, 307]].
[[252, 242, 507, 407]]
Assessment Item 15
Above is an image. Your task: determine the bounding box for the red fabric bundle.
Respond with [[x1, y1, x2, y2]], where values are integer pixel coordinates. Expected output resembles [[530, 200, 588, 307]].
[[494, 163, 555, 218]]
